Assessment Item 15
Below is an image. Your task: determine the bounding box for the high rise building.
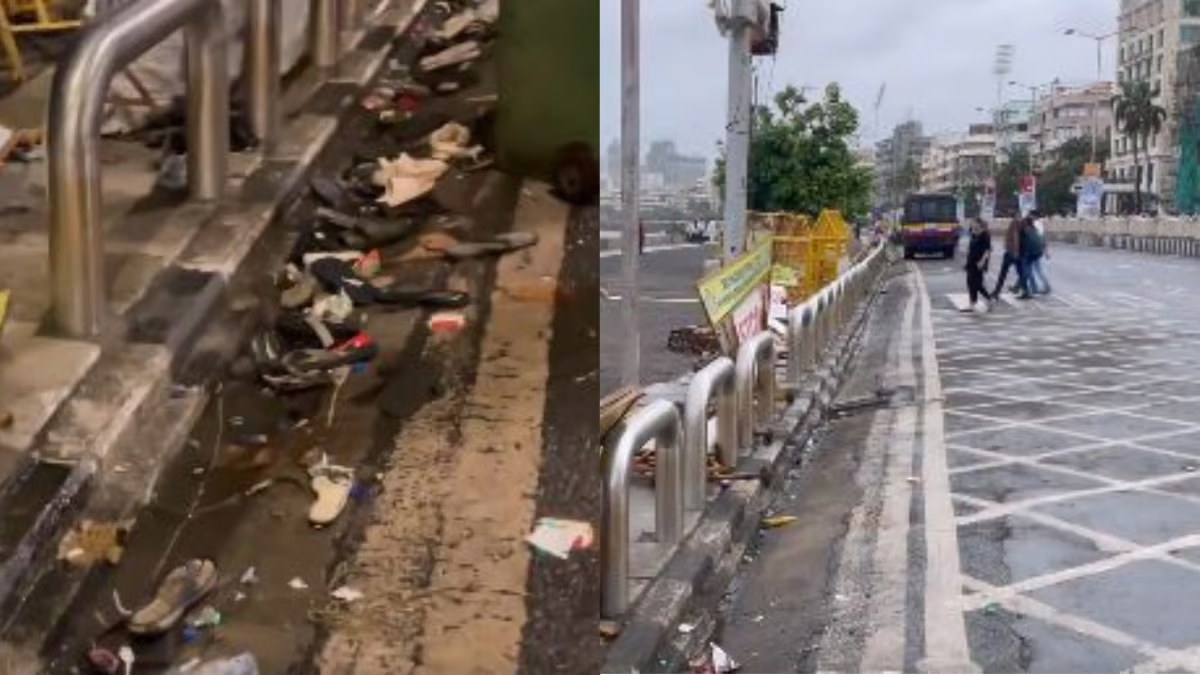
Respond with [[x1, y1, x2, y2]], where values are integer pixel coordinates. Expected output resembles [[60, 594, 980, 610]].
[[605, 138, 622, 192], [644, 140, 708, 190], [874, 121, 931, 206], [1111, 0, 1200, 209]]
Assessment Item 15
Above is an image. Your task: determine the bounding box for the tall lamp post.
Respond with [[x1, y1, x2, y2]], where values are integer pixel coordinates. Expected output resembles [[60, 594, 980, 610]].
[[1064, 28, 1119, 164]]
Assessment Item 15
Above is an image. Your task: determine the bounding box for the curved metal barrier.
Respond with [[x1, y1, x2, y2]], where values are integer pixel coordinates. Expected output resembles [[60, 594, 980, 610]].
[[602, 399, 684, 618], [601, 241, 890, 617], [48, 0, 230, 339], [683, 356, 736, 510], [786, 298, 816, 387], [734, 331, 776, 452]]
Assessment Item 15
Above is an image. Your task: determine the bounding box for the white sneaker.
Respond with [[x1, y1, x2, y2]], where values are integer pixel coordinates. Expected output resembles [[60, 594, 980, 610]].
[[974, 301, 990, 314]]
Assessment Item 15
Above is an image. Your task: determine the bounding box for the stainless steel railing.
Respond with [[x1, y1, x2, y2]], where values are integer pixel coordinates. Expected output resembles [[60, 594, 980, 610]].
[[683, 356, 736, 510], [48, 0, 373, 338], [602, 399, 684, 618], [734, 331, 775, 451], [48, 0, 230, 339], [601, 241, 890, 617]]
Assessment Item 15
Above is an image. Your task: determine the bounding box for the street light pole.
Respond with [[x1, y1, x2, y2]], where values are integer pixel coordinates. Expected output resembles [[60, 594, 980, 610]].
[[619, 0, 640, 389], [1064, 28, 1119, 164]]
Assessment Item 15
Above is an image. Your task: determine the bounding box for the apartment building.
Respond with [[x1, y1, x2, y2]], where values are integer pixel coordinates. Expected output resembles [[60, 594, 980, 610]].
[[1112, 0, 1200, 207], [920, 125, 997, 194], [1029, 83, 1116, 166]]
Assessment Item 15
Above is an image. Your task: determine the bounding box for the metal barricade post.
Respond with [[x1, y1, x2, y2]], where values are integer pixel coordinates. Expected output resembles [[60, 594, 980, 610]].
[[310, 0, 339, 68], [48, 0, 229, 339], [683, 357, 736, 510], [602, 400, 685, 617], [246, 0, 281, 152], [734, 331, 776, 451], [786, 299, 816, 387]]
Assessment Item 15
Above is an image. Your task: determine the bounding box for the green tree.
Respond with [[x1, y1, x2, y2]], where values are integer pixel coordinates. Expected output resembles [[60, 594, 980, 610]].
[[1114, 79, 1168, 212], [712, 83, 873, 218], [1035, 136, 1112, 215]]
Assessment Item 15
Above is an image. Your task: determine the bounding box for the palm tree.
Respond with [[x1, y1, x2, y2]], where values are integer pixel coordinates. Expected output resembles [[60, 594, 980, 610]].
[[1114, 79, 1169, 212]]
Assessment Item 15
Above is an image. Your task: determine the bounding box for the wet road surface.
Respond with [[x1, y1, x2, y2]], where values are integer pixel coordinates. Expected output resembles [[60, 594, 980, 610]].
[[599, 245, 707, 396], [717, 243, 1200, 673]]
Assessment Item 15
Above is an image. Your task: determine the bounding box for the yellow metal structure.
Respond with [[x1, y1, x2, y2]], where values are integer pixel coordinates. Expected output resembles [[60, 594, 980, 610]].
[[809, 209, 851, 294], [747, 209, 852, 304], [1, 0, 82, 81]]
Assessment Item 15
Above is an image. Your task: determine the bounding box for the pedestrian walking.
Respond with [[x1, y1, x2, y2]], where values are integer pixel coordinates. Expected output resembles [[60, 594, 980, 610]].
[[1019, 215, 1046, 297], [963, 217, 993, 312], [638, 219, 645, 255], [1027, 210, 1051, 295], [991, 217, 1028, 299]]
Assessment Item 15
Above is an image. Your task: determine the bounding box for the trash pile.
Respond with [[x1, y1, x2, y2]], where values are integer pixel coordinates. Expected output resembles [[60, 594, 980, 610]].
[[667, 325, 721, 356], [65, 2, 529, 671]]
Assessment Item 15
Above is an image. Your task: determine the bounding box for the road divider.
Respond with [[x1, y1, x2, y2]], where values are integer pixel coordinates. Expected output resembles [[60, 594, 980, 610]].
[[1043, 215, 1200, 259]]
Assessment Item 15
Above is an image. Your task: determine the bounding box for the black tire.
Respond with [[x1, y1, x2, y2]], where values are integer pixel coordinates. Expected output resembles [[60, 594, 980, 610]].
[[903, 247, 914, 260], [552, 142, 599, 206], [944, 245, 956, 259]]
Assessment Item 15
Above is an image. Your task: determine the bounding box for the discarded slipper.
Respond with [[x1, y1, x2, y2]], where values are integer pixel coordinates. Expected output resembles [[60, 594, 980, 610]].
[[443, 232, 538, 260], [281, 344, 379, 374], [309, 465, 355, 526], [127, 558, 219, 636], [375, 287, 471, 309], [309, 258, 377, 306]]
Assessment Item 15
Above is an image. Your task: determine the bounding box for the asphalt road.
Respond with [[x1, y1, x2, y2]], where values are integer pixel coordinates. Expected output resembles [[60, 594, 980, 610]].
[[718, 242, 1200, 673], [599, 245, 708, 396]]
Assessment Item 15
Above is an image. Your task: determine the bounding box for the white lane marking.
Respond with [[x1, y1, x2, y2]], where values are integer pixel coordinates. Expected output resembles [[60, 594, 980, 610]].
[[946, 293, 972, 312], [599, 289, 699, 304], [915, 267, 976, 673], [598, 243, 705, 259]]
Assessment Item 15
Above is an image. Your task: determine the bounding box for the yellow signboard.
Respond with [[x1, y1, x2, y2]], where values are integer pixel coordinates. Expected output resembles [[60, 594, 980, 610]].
[[697, 236, 773, 323]]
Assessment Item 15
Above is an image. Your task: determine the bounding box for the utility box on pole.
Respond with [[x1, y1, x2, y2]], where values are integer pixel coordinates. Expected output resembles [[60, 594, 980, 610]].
[[712, 0, 777, 266]]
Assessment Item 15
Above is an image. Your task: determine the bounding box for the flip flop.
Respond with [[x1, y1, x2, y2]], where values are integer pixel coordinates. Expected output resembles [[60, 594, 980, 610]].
[[443, 232, 538, 260], [309, 464, 355, 526], [127, 558, 219, 636], [316, 208, 422, 249], [309, 258, 377, 306], [281, 344, 378, 375], [375, 287, 471, 309]]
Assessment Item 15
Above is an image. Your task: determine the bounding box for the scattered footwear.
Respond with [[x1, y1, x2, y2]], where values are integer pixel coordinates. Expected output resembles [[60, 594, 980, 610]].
[[127, 558, 219, 636], [309, 463, 355, 527], [443, 232, 539, 260]]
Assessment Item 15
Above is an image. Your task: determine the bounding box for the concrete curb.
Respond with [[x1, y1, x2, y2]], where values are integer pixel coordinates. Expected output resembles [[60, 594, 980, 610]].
[[600, 258, 894, 674], [0, 1, 430, 648]]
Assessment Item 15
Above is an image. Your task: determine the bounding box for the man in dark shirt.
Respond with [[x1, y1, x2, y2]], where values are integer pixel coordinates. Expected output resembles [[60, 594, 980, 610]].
[[964, 218, 993, 312], [990, 217, 1028, 299]]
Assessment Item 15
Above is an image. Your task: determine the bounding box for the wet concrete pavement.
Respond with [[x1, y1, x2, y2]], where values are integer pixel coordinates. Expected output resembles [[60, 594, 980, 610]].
[[26, 6, 598, 673], [599, 246, 707, 396], [927, 244, 1200, 673], [714, 243, 1200, 673]]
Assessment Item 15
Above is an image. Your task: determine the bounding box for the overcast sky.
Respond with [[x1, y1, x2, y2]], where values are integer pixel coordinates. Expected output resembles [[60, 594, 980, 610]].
[[599, 0, 1120, 161]]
